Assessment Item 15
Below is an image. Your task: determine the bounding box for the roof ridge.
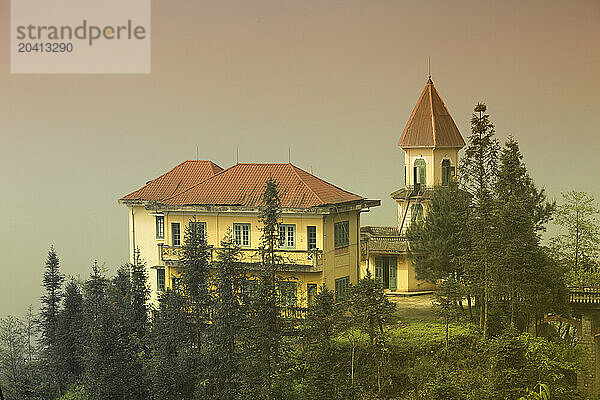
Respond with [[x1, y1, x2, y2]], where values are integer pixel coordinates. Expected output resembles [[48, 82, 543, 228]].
[[237, 162, 291, 166], [289, 163, 325, 205], [430, 84, 465, 147], [398, 81, 429, 147], [208, 161, 223, 174], [159, 162, 236, 202], [429, 83, 437, 146], [291, 164, 364, 203], [119, 160, 189, 200]]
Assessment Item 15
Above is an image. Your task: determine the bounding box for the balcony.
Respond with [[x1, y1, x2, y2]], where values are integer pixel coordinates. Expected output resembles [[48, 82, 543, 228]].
[[360, 226, 408, 256], [159, 244, 324, 273]]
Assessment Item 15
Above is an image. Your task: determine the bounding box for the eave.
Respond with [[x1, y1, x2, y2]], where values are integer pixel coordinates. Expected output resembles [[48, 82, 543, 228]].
[[121, 198, 381, 216]]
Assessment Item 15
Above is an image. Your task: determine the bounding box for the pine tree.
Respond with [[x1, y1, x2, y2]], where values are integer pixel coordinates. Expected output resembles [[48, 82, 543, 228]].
[[495, 137, 554, 326], [130, 250, 150, 339], [551, 191, 600, 286], [84, 261, 127, 399], [433, 275, 464, 353], [302, 286, 347, 400], [40, 246, 65, 395], [243, 177, 284, 399], [200, 229, 245, 400], [110, 266, 149, 400], [82, 261, 109, 399], [83, 261, 148, 400], [178, 219, 212, 351], [348, 271, 395, 394], [460, 103, 500, 339], [406, 183, 472, 317], [148, 289, 198, 400], [55, 278, 84, 389], [0, 316, 27, 399]]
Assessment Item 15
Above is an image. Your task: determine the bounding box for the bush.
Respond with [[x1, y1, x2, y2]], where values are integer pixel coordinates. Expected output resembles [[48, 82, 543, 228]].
[[58, 385, 88, 400]]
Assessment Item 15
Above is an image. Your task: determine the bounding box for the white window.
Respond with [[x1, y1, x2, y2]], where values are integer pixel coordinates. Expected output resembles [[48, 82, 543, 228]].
[[411, 204, 424, 224], [189, 221, 207, 240], [155, 215, 164, 239], [278, 224, 296, 248], [233, 223, 251, 247], [157, 268, 165, 291], [441, 159, 455, 187], [334, 221, 349, 248], [171, 223, 181, 246], [307, 226, 317, 250], [414, 158, 426, 186]]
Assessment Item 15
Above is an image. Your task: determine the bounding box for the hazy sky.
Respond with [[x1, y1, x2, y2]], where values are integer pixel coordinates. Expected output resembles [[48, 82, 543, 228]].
[[1, 0, 599, 317]]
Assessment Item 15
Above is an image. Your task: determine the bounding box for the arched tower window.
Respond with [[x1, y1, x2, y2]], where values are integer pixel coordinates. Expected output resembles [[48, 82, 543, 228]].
[[442, 159, 451, 186], [413, 159, 426, 188], [411, 203, 424, 224]]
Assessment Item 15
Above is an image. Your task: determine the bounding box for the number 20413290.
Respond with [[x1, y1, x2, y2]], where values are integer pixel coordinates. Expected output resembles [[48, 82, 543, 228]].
[[18, 42, 73, 53]]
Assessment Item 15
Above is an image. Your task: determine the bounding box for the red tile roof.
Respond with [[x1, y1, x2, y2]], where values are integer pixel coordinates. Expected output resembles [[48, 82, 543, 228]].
[[398, 78, 465, 148], [159, 163, 365, 208], [120, 160, 223, 201]]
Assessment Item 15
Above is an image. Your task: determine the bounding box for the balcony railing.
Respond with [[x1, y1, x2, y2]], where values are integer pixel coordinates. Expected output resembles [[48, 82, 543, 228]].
[[159, 244, 324, 272], [369, 236, 408, 242], [569, 287, 600, 305]]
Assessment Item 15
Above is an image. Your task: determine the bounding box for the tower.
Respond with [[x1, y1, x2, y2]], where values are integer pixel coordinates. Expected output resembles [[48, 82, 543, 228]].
[[392, 77, 466, 233]]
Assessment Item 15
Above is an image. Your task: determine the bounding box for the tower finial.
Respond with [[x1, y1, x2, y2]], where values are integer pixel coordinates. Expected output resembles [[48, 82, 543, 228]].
[[428, 56, 431, 79]]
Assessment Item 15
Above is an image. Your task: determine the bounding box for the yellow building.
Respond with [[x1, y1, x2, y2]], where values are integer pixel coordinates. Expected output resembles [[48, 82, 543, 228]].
[[119, 162, 379, 306], [360, 77, 465, 292]]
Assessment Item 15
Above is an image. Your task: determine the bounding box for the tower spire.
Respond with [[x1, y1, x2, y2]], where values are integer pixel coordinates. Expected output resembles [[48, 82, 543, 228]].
[[428, 56, 431, 80]]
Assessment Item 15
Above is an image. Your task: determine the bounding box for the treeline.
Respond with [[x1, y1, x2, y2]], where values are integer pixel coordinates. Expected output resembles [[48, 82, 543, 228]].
[[0, 179, 401, 400]]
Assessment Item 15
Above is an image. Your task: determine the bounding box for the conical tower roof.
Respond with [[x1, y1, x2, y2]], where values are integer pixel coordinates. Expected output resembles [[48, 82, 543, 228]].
[[398, 78, 465, 148]]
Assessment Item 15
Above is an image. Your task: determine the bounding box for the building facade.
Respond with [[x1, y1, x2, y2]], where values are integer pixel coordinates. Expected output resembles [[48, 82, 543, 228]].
[[119, 162, 379, 306], [359, 77, 466, 292]]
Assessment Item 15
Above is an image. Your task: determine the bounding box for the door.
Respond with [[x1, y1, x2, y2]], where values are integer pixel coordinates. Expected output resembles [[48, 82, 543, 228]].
[[388, 257, 397, 290], [375, 257, 397, 290], [375, 258, 384, 286], [307, 283, 317, 306]]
